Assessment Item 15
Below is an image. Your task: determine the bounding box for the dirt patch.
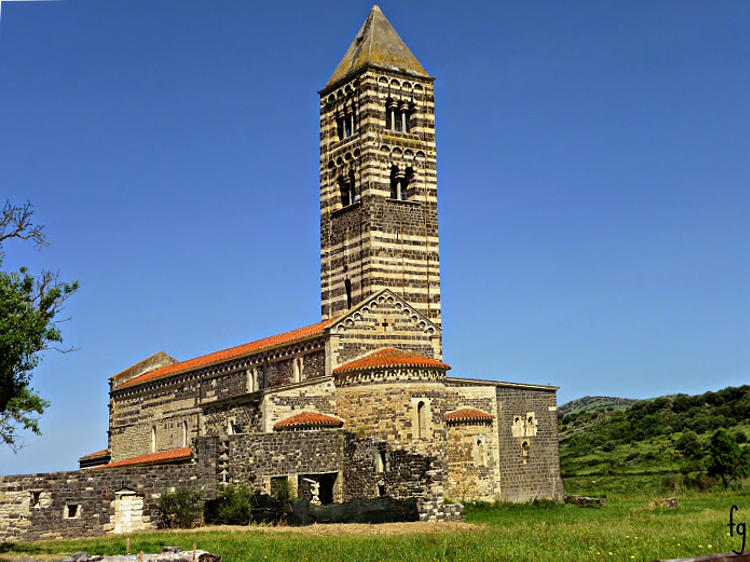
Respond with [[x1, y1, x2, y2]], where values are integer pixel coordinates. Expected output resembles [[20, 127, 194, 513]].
[[0, 552, 66, 562], [171, 520, 483, 536]]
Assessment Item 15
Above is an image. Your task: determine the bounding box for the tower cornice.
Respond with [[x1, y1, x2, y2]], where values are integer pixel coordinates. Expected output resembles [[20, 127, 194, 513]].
[[319, 63, 434, 97]]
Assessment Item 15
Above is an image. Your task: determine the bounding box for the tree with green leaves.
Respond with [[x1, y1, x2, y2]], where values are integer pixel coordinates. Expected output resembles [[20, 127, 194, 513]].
[[0, 201, 78, 450], [705, 427, 750, 489]]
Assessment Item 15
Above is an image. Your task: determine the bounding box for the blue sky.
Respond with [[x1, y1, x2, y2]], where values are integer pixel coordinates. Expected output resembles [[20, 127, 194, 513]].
[[1, 1, 747, 474]]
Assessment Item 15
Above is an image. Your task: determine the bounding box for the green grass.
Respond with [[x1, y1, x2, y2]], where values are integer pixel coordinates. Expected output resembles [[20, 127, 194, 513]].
[[1, 491, 747, 562]]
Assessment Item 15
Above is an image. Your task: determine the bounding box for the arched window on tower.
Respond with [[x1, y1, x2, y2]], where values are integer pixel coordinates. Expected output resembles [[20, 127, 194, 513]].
[[385, 99, 397, 130], [150, 426, 156, 453], [399, 101, 410, 132], [403, 167, 413, 200], [336, 111, 345, 140], [339, 170, 356, 207], [339, 178, 350, 207], [182, 421, 188, 448], [390, 166, 400, 199], [390, 166, 411, 200], [345, 278, 352, 309]]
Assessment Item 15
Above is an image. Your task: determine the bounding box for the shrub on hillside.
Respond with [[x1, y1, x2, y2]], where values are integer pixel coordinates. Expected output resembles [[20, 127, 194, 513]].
[[157, 488, 204, 529], [676, 431, 701, 459], [706, 428, 750, 489]]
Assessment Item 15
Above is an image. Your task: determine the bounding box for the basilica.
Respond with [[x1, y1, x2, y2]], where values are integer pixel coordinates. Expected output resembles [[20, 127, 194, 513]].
[[0, 6, 562, 541]]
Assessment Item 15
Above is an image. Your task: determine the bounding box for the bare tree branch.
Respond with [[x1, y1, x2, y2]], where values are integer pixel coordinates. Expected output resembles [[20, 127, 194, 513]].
[[0, 200, 47, 249]]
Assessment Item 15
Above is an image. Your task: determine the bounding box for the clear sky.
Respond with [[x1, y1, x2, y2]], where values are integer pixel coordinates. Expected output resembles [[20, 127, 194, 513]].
[[1, 1, 747, 475]]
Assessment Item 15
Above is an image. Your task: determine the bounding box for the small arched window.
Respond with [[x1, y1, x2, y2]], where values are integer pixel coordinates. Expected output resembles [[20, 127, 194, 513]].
[[182, 421, 188, 447], [473, 438, 485, 467], [150, 426, 156, 453], [521, 440, 530, 463], [416, 401, 426, 439]]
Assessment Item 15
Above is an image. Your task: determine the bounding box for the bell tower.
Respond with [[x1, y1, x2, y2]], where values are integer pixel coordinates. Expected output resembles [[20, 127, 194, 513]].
[[319, 5, 441, 329]]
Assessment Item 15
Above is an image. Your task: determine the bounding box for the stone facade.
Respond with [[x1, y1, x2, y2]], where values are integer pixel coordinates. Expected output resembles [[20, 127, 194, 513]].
[[0, 5, 564, 543]]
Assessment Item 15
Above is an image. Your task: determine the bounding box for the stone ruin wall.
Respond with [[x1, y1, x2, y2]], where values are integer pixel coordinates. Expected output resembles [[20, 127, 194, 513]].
[[197, 430, 345, 501], [495, 386, 564, 502], [0, 463, 209, 542]]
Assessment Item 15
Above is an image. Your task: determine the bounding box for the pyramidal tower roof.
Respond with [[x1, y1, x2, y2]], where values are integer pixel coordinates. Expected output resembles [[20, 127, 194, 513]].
[[324, 5, 429, 90]]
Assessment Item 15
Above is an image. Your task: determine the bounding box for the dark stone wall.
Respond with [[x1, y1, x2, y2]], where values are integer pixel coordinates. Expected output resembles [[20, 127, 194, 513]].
[[341, 435, 387, 500], [201, 430, 346, 486], [496, 387, 564, 502], [0, 463, 210, 542], [302, 350, 326, 381]]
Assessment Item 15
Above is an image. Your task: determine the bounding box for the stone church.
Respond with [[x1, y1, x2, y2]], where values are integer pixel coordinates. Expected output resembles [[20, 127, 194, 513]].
[[0, 6, 562, 540]]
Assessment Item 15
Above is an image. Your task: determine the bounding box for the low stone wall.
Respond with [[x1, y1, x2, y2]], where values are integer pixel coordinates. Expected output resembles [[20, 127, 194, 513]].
[[1, 429, 462, 542], [0, 463, 208, 542]]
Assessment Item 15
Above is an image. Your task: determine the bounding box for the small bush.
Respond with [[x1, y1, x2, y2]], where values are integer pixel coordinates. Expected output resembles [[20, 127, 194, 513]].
[[157, 488, 204, 529], [663, 473, 684, 491], [205, 483, 255, 525], [273, 478, 294, 504]]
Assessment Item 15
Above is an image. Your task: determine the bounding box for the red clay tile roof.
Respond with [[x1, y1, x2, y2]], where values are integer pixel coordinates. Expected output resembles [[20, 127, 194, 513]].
[[79, 449, 108, 460], [119, 319, 336, 390], [446, 408, 494, 423], [333, 348, 450, 374], [93, 447, 192, 470], [273, 412, 344, 431]]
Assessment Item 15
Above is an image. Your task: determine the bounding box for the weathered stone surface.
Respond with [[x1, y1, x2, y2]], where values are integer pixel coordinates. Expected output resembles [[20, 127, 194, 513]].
[[650, 497, 679, 509], [565, 495, 606, 507], [58, 551, 221, 562]]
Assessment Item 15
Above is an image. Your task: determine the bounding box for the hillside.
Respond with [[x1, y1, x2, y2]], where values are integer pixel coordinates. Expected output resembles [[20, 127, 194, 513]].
[[558, 396, 637, 416], [559, 385, 750, 496]]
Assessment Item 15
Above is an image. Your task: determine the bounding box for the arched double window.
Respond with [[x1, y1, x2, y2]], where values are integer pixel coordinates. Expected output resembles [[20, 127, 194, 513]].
[[336, 108, 358, 140], [385, 99, 414, 132], [390, 166, 413, 200], [339, 170, 357, 207]]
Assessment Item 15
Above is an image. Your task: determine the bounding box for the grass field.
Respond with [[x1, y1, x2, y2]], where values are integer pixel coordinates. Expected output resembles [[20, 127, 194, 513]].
[[1, 490, 747, 562]]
